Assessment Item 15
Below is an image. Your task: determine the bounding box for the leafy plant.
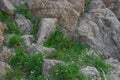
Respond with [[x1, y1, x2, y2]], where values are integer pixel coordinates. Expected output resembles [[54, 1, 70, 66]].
[[9, 45, 44, 80], [30, 25, 39, 41], [52, 63, 92, 80], [80, 54, 111, 74], [9, 34, 22, 47], [10, 46, 26, 67], [43, 29, 89, 62], [6, 69, 22, 80], [23, 54, 43, 79], [0, 11, 19, 33], [84, 0, 93, 13], [52, 63, 80, 80]]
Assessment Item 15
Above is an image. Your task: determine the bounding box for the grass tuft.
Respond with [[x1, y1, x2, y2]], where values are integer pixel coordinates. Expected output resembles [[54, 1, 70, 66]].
[[84, 0, 93, 13], [9, 46, 43, 80], [8, 34, 22, 47], [0, 11, 19, 33]]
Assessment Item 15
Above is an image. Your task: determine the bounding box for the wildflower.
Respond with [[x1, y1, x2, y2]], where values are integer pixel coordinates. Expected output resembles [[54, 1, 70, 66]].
[[80, 12, 83, 16], [44, 36, 47, 39], [57, 40, 61, 44], [66, 45, 70, 49], [15, 43, 20, 47], [32, 26, 35, 29]]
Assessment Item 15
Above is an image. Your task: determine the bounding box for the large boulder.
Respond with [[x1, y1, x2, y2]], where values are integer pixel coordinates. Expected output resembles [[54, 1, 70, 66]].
[[42, 59, 64, 80], [37, 18, 58, 45], [102, 0, 120, 19], [0, 0, 16, 15], [76, 0, 120, 59], [15, 14, 33, 34]]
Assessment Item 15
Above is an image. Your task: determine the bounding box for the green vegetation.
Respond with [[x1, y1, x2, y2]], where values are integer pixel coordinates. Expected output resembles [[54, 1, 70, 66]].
[[84, 0, 93, 13], [52, 63, 81, 80], [8, 34, 22, 47], [31, 25, 39, 40], [8, 46, 44, 80], [43, 29, 111, 80], [0, 11, 19, 33], [52, 63, 92, 80], [43, 29, 89, 62], [1, 4, 43, 80], [80, 54, 110, 74], [6, 69, 22, 79], [6, 27, 110, 80], [0, 2, 111, 80]]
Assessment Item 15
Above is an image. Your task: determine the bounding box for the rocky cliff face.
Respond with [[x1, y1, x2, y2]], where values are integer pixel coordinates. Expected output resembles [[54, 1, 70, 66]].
[[102, 0, 120, 19], [0, 0, 120, 79], [9, 0, 120, 60], [77, 0, 120, 59], [10, 0, 86, 38]]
